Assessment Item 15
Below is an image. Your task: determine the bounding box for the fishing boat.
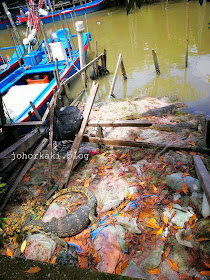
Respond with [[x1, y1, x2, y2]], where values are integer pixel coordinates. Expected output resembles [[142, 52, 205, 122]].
[[16, 0, 105, 26], [0, 27, 91, 124], [0, 47, 24, 82]]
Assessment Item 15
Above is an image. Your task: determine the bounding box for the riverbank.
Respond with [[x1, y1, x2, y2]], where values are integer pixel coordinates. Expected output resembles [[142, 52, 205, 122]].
[[0, 96, 209, 279]]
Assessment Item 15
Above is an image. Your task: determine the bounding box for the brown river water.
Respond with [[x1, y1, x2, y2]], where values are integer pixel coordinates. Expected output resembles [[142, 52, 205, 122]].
[[0, 0, 209, 115]]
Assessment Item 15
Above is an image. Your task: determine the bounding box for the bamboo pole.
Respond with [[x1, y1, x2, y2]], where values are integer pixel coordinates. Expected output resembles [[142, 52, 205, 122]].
[[95, 41, 98, 78], [40, 21, 52, 62], [2, 2, 25, 54], [59, 11, 72, 61], [109, 53, 127, 97], [7, 26, 22, 68], [185, 1, 190, 68], [64, 13, 76, 52], [152, 49, 160, 74]]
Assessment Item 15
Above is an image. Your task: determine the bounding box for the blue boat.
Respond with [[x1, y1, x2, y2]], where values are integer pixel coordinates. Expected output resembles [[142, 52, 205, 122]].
[[0, 46, 25, 82], [0, 28, 91, 124], [16, 0, 105, 26]]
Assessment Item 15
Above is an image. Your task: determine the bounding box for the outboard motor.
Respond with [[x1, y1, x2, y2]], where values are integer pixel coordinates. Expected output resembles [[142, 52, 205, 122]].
[[51, 32, 58, 43], [39, 106, 83, 141]]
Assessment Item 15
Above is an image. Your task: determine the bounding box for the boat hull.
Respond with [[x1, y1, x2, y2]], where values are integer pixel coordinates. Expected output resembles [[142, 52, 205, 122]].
[[16, 0, 105, 25], [0, 19, 12, 30], [17, 43, 88, 124]]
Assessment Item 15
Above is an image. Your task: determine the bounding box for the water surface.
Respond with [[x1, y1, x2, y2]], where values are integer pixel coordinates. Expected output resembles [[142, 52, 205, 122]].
[[1, 1, 209, 115]]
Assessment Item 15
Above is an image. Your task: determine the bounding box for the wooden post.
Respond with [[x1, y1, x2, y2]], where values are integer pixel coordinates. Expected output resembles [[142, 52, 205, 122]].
[[64, 13, 76, 52], [120, 57, 127, 80], [86, 33, 92, 56], [53, 70, 60, 88], [40, 21, 52, 62], [47, 100, 54, 190], [193, 155, 210, 205], [59, 11, 72, 61], [203, 117, 210, 148], [185, 1, 190, 68], [7, 26, 22, 68], [28, 111, 33, 121], [30, 101, 42, 121], [109, 53, 127, 97], [55, 58, 61, 87], [95, 41, 98, 78], [2, 2, 25, 54], [63, 83, 72, 102], [0, 95, 6, 126], [165, 0, 168, 9], [58, 82, 99, 189], [152, 49, 160, 74], [85, 13, 89, 33]]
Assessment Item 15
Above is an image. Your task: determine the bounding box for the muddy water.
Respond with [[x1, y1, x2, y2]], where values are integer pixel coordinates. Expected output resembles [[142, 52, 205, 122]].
[[0, 1, 209, 115]]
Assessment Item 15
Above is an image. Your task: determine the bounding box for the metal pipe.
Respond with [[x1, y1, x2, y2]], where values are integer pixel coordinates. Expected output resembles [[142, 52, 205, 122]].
[[75, 21, 86, 85]]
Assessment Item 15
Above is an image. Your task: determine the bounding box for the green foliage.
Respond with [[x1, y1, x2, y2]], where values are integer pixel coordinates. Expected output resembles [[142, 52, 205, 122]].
[[0, 177, 6, 194], [0, 213, 7, 229]]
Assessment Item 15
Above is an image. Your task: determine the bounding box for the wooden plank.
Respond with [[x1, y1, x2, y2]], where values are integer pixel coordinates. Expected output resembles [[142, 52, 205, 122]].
[[59, 81, 99, 189], [193, 155, 210, 205], [87, 120, 152, 127], [63, 53, 103, 85], [0, 138, 48, 211], [2, 121, 43, 128], [82, 136, 210, 154], [0, 128, 40, 171]]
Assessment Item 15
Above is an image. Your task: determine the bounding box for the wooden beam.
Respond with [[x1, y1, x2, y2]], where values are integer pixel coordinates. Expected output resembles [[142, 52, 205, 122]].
[[193, 155, 210, 206], [87, 120, 152, 127], [63, 53, 103, 85], [82, 136, 210, 154], [0, 138, 48, 211], [0, 128, 40, 171], [59, 82, 99, 189], [2, 121, 42, 128]]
